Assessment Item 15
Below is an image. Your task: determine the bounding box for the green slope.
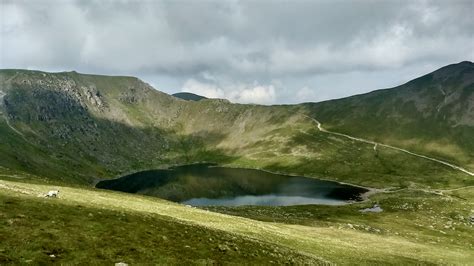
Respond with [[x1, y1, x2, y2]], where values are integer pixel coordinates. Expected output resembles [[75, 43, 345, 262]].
[[0, 65, 473, 189], [1, 177, 472, 264], [304, 61, 474, 169]]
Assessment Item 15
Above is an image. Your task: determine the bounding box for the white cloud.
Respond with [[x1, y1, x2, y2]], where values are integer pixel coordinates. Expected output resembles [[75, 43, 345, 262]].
[[181, 79, 277, 105], [409, 1, 441, 26], [295, 87, 317, 103], [232, 84, 276, 104], [181, 79, 225, 99], [350, 24, 413, 68], [1, 0, 472, 104], [1, 3, 24, 34]]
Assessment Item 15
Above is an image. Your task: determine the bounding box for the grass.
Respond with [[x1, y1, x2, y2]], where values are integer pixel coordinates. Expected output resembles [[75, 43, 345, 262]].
[[225, 124, 472, 189], [303, 64, 474, 168], [206, 188, 474, 252], [1, 178, 473, 264], [1, 67, 473, 264], [0, 192, 315, 265]]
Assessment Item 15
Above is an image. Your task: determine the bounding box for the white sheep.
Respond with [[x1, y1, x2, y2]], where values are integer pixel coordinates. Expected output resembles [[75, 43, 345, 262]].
[[46, 190, 60, 198]]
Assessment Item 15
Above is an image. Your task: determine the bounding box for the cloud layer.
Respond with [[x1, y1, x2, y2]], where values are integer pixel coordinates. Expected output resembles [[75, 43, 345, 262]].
[[1, 0, 473, 104]]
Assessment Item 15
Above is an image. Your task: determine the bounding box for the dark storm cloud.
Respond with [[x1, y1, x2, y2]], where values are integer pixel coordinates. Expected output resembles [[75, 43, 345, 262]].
[[1, 0, 473, 104]]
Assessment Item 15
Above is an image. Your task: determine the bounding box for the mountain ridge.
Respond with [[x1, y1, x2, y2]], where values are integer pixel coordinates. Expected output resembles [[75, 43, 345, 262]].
[[310, 61, 473, 105], [0, 62, 472, 188], [304, 61, 474, 169], [3, 60, 472, 105]]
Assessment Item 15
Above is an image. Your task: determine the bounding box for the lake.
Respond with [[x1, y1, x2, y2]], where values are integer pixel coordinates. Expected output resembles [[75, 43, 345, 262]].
[[96, 164, 368, 206]]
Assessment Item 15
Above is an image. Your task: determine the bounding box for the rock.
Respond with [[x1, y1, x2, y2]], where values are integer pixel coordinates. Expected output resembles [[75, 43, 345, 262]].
[[115, 263, 128, 266], [217, 244, 230, 252]]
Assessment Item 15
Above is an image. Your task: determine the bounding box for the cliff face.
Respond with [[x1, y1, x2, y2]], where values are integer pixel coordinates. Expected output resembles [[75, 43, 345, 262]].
[[0, 70, 305, 183], [0, 71, 179, 182]]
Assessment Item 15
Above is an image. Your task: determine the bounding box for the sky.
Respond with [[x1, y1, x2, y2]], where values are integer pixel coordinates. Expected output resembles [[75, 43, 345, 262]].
[[1, 0, 473, 104]]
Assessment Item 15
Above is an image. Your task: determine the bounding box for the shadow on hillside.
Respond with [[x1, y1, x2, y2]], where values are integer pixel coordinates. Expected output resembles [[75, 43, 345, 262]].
[[2, 85, 238, 185]]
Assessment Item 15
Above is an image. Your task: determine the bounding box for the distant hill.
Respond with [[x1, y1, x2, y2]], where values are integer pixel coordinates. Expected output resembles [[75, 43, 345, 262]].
[[172, 92, 207, 101]]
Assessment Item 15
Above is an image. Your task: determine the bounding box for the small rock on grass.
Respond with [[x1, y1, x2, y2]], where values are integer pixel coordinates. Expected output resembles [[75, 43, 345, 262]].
[[217, 244, 230, 252]]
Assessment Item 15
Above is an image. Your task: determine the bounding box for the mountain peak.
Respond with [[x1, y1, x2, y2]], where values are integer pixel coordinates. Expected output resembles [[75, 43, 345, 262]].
[[433, 60, 473, 75], [458, 60, 473, 66]]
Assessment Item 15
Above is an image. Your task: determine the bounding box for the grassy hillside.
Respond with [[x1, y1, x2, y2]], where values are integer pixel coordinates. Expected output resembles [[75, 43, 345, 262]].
[[1, 176, 472, 264], [1, 68, 472, 189], [304, 61, 474, 169]]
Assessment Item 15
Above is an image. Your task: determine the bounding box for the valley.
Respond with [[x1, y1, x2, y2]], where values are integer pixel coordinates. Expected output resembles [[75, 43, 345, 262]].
[[0, 61, 473, 264]]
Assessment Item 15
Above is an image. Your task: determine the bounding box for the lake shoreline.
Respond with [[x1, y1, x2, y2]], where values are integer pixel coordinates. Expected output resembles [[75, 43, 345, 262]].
[[95, 162, 379, 206]]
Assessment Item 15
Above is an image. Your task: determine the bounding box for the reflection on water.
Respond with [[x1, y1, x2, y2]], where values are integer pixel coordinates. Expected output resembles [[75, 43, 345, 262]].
[[96, 164, 368, 206], [183, 195, 346, 206]]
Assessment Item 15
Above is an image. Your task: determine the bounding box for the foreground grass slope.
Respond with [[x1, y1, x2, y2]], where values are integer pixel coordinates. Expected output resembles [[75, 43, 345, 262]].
[[1, 176, 473, 264], [0, 191, 314, 264]]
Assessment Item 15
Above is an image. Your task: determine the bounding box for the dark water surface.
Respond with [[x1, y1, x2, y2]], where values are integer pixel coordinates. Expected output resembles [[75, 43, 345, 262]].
[[96, 164, 368, 206]]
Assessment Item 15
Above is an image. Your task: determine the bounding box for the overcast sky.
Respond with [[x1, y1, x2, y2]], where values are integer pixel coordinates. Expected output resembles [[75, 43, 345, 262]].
[[1, 0, 473, 104]]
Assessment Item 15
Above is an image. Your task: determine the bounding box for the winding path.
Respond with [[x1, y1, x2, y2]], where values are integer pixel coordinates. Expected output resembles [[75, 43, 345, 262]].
[[302, 115, 474, 177], [3, 115, 26, 138], [1, 73, 37, 145], [1, 94, 36, 146], [1, 74, 22, 136]]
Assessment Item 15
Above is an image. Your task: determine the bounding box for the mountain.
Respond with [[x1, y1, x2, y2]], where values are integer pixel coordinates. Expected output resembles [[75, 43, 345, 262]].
[[0, 62, 473, 188], [1, 63, 474, 264], [0, 70, 305, 183], [172, 92, 207, 101], [304, 61, 474, 170]]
